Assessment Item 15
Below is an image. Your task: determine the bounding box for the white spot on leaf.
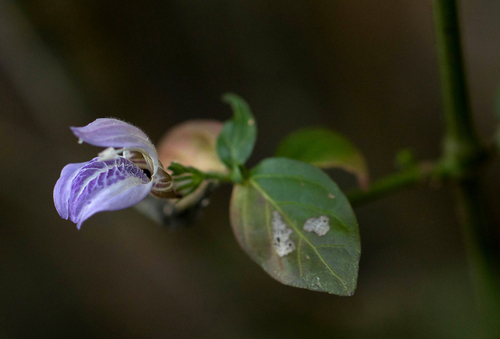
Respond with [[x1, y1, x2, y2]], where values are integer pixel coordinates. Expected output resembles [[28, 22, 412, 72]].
[[272, 210, 295, 257], [328, 193, 335, 199], [303, 216, 330, 236]]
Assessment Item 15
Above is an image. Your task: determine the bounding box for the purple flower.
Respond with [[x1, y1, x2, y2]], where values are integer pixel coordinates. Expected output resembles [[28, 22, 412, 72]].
[[53, 118, 175, 229]]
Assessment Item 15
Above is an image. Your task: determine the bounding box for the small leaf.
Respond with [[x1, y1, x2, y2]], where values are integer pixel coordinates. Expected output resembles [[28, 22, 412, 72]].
[[230, 158, 360, 295], [275, 128, 369, 189], [216, 93, 257, 171]]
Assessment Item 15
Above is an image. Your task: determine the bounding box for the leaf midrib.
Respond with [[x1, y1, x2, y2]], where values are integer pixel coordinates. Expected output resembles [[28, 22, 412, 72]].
[[220, 121, 255, 166], [220, 132, 238, 166]]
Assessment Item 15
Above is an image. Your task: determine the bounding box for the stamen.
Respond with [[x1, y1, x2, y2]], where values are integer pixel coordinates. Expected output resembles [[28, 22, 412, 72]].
[[98, 146, 157, 181], [98, 147, 120, 161]]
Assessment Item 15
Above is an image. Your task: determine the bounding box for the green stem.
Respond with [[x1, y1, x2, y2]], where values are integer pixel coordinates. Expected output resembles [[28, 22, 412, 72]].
[[433, 0, 500, 334], [202, 171, 234, 183], [347, 163, 435, 207], [433, 0, 480, 163], [455, 178, 500, 336]]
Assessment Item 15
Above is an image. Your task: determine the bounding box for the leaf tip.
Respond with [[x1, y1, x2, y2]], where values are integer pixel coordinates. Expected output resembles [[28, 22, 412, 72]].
[[221, 92, 243, 105]]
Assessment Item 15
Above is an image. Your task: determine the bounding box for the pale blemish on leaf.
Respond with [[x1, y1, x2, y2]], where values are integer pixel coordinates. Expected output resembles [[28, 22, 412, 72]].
[[328, 193, 335, 199], [272, 210, 295, 257], [303, 216, 330, 236]]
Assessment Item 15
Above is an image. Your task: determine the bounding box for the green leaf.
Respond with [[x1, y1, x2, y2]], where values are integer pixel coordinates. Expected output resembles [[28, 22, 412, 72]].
[[216, 93, 257, 172], [230, 158, 360, 295], [275, 128, 369, 189]]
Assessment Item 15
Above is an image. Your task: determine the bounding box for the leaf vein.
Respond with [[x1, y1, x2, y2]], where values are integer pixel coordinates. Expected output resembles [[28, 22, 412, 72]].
[[317, 244, 346, 249], [241, 184, 250, 243], [298, 238, 304, 278]]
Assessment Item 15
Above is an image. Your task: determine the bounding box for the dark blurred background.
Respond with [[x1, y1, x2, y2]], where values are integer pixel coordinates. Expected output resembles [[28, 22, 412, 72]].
[[1, 0, 500, 338]]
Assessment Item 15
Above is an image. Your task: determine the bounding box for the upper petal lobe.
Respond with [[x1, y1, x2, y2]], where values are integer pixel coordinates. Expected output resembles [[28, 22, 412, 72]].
[[70, 118, 159, 172]]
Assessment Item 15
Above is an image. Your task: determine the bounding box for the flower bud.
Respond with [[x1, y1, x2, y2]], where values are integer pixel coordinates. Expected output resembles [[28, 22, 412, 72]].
[[157, 120, 227, 174]]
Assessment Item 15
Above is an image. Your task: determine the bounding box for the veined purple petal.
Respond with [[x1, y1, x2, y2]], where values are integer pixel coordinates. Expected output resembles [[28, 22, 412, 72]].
[[54, 161, 90, 220], [70, 118, 159, 172], [56, 157, 152, 229]]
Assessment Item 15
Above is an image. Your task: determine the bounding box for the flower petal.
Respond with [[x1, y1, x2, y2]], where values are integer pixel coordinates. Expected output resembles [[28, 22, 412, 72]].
[[54, 161, 90, 220], [66, 157, 152, 229], [70, 118, 159, 173]]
